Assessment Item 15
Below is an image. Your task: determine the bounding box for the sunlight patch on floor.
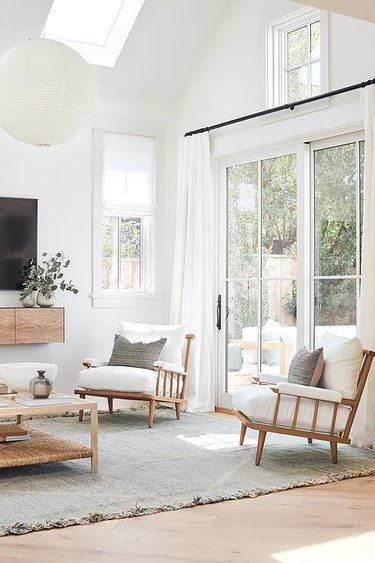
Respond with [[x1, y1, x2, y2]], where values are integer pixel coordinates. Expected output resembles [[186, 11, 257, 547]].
[[176, 433, 257, 450], [273, 530, 375, 563]]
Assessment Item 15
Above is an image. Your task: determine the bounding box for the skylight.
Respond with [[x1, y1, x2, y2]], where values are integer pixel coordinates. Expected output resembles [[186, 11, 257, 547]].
[[42, 0, 145, 68]]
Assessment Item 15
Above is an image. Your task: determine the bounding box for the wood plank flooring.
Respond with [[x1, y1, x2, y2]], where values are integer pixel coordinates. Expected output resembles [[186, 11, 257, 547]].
[[1, 475, 375, 562]]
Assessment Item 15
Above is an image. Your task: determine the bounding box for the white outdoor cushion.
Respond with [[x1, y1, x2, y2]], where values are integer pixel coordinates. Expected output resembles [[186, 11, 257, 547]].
[[77, 366, 157, 394], [233, 385, 350, 434], [318, 332, 363, 399], [118, 322, 186, 365]]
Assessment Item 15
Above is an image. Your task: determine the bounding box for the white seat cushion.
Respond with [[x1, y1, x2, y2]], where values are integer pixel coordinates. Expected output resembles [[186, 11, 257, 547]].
[[77, 366, 157, 394], [318, 332, 363, 399], [233, 385, 351, 434], [118, 322, 186, 365]]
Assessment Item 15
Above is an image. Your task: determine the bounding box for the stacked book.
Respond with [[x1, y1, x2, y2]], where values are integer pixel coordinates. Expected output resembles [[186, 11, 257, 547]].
[[0, 425, 30, 443], [15, 393, 74, 406]]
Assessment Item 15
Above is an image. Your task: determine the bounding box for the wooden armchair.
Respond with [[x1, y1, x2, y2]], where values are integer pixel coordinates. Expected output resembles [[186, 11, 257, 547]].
[[233, 349, 375, 465], [74, 334, 195, 428]]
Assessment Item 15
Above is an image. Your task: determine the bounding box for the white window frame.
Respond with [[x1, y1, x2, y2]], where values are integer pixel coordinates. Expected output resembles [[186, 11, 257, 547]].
[[266, 7, 329, 110], [92, 129, 158, 308]]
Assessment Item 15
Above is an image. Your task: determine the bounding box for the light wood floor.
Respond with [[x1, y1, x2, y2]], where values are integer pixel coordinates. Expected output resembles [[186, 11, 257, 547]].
[[1, 475, 375, 562]]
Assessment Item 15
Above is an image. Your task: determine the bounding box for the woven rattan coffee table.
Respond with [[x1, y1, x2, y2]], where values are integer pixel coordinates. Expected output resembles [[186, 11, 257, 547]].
[[0, 395, 98, 473]]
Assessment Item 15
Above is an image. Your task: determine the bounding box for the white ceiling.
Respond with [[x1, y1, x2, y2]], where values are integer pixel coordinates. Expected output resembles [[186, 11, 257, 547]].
[[297, 0, 375, 23], [94, 0, 230, 102], [0, 0, 230, 104]]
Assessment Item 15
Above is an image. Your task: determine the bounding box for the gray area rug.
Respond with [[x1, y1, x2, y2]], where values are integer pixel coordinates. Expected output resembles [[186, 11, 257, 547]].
[[1, 409, 375, 536]]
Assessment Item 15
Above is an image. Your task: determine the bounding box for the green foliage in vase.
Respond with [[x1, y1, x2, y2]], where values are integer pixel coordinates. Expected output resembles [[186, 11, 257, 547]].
[[20, 252, 78, 300]]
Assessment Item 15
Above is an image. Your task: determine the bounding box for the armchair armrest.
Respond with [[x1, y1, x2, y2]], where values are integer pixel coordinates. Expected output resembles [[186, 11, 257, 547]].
[[154, 360, 186, 375], [82, 358, 108, 368], [274, 382, 343, 403]]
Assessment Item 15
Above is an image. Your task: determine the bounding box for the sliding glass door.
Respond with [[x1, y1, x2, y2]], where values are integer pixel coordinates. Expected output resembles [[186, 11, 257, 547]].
[[217, 133, 364, 409]]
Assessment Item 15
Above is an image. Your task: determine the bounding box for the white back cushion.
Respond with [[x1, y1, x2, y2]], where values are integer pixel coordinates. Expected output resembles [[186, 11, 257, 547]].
[[318, 332, 363, 399], [118, 322, 187, 365]]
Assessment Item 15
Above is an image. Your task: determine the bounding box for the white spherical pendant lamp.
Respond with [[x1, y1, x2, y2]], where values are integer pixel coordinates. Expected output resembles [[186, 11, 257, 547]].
[[0, 39, 94, 146]]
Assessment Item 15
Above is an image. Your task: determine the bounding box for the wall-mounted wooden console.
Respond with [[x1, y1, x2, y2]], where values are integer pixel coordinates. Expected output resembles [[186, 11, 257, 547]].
[[0, 308, 65, 344]]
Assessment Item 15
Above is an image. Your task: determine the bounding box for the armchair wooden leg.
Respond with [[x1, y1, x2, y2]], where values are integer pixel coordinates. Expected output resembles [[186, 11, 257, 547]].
[[148, 400, 156, 428], [330, 441, 338, 464], [108, 397, 113, 415], [239, 423, 247, 446], [78, 394, 85, 422], [255, 431, 267, 466], [175, 403, 181, 420], [308, 438, 313, 444]]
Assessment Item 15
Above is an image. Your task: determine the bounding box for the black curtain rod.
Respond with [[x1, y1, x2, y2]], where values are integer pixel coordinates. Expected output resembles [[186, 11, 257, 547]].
[[184, 78, 375, 137]]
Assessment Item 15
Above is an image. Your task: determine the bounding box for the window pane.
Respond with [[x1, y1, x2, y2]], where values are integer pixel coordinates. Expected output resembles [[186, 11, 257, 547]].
[[261, 280, 297, 377], [314, 279, 357, 344], [120, 217, 141, 290], [314, 143, 357, 276], [310, 21, 320, 60], [101, 216, 118, 289], [262, 154, 297, 276], [287, 26, 308, 68], [226, 280, 259, 392], [311, 61, 320, 96], [287, 66, 308, 102], [227, 162, 258, 279]]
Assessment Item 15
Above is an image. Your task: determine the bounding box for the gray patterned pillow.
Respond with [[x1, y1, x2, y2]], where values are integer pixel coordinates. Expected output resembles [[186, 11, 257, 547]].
[[288, 347, 324, 387], [108, 334, 167, 370]]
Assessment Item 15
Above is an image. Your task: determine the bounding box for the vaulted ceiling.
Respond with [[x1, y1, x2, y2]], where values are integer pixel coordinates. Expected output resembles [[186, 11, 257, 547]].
[[0, 0, 230, 103], [297, 0, 375, 23]]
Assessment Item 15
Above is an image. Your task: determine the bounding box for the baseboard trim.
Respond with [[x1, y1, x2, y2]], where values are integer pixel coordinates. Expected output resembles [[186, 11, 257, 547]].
[[215, 407, 235, 415]]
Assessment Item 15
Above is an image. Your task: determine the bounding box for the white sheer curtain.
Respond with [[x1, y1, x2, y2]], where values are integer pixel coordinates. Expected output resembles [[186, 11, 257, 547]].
[[352, 85, 375, 448], [169, 132, 216, 412]]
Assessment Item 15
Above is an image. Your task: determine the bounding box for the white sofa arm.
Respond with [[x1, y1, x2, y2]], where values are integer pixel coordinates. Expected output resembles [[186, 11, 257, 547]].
[[276, 382, 343, 403], [154, 360, 186, 375], [83, 358, 108, 367]]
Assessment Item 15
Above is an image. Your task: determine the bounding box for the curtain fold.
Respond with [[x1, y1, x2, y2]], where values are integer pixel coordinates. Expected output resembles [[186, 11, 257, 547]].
[[169, 132, 216, 412], [352, 85, 375, 448]]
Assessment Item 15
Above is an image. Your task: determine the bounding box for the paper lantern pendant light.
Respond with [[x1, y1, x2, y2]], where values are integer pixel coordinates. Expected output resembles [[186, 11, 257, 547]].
[[0, 39, 94, 147]]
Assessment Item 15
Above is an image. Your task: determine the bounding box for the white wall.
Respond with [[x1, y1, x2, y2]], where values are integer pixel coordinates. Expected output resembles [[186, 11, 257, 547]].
[[0, 95, 178, 395], [177, 0, 375, 156]]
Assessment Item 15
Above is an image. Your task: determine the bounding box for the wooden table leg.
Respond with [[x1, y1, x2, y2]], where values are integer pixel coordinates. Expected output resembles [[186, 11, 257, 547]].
[[90, 403, 98, 473]]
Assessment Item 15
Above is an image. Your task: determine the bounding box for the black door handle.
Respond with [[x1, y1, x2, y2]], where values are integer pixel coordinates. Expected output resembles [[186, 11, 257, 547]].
[[216, 294, 221, 330]]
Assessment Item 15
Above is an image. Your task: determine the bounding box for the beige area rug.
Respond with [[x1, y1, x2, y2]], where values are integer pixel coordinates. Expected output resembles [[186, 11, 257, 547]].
[[0, 409, 374, 536]]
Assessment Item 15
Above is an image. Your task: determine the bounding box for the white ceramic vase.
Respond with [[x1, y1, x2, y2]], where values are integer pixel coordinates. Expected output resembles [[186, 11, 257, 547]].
[[36, 291, 55, 308]]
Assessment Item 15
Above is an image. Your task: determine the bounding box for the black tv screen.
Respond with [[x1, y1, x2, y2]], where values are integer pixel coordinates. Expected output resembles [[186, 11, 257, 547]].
[[0, 197, 38, 290]]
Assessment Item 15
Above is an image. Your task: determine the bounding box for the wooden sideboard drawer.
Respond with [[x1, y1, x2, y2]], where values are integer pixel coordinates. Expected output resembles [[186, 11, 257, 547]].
[[0, 308, 64, 344]]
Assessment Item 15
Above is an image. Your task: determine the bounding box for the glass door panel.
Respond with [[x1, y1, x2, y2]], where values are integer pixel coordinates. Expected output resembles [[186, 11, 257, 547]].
[[222, 152, 297, 403], [313, 140, 363, 346]]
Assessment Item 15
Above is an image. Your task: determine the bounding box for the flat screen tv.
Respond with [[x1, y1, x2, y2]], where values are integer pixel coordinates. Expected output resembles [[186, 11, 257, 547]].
[[0, 197, 38, 290]]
